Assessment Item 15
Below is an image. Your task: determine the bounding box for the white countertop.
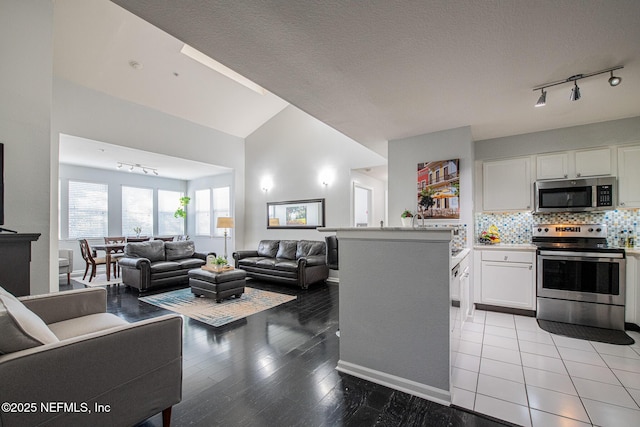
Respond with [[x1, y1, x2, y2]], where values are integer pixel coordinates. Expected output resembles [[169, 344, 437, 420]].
[[318, 226, 460, 232], [473, 243, 537, 251]]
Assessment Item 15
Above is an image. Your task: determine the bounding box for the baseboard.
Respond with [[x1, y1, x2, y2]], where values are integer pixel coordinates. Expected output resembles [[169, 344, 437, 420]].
[[475, 303, 536, 318], [336, 360, 451, 406], [326, 277, 339, 284]]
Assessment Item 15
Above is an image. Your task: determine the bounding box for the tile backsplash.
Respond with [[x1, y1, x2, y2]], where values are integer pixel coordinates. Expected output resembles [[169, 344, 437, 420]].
[[475, 209, 640, 246]]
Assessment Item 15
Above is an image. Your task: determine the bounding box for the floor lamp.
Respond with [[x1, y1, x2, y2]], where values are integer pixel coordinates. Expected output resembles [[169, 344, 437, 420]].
[[216, 217, 234, 261]]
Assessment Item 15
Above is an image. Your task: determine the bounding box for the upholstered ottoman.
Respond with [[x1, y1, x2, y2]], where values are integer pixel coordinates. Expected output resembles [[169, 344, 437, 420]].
[[188, 268, 246, 303]]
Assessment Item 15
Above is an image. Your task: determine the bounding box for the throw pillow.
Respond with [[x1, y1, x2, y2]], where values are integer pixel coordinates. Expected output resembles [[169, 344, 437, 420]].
[[276, 240, 298, 260], [0, 287, 59, 355], [165, 241, 195, 260]]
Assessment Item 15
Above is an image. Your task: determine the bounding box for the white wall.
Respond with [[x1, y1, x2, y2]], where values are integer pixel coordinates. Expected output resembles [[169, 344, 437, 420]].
[[52, 77, 246, 262], [0, 1, 53, 294], [388, 126, 474, 230], [244, 105, 386, 248], [475, 116, 640, 161]]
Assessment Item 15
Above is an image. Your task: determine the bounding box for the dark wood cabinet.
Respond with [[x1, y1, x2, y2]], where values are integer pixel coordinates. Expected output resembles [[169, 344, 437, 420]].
[[0, 233, 40, 296]]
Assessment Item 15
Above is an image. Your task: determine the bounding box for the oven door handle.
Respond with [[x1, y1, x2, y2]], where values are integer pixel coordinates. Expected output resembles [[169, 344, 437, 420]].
[[538, 250, 625, 259]]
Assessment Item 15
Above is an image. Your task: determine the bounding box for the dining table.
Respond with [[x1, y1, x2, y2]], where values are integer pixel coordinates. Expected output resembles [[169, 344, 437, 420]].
[[91, 242, 126, 281]]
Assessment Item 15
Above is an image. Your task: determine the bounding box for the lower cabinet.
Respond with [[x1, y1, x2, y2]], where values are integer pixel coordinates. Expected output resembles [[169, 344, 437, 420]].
[[626, 253, 640, 326], [480, 250, 535, 310]]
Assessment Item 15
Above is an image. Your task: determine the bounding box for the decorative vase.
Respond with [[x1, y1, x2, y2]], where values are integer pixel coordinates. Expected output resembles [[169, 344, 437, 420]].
[[401, 217, 412, 227]]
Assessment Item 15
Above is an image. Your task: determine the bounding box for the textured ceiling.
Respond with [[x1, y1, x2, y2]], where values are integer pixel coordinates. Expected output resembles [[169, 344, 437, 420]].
[[109, 0, 640, 157]]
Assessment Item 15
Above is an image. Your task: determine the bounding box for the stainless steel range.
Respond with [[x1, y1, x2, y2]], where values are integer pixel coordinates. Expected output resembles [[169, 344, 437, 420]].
[[533, 224, 626, 330]]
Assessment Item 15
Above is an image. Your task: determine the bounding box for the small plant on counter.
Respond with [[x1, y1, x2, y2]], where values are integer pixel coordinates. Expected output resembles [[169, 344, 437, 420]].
[[401, 209, 414, 218]]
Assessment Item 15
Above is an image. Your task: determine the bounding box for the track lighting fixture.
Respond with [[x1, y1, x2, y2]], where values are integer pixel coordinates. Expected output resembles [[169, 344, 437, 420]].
[[116, 162, 159, 176], [532, 65, 623, 107], [570, 81, 581, 101], [608, 70, 622, 87], [535, 89, 546, 107]]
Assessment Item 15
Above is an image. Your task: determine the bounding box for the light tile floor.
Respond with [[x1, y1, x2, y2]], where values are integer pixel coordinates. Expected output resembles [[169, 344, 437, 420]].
[[450, 309, 640, 427]]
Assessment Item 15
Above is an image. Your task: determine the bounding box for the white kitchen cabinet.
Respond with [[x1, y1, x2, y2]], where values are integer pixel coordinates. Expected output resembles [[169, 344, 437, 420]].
[[482, 157, 531, 212], [480, 250, 535, 310], [535, 148, 612, 180], [626, 253, 639, 326], [618, 145, 640, 208], [575, 147, 612, 177], [536, 152, 569, 180]]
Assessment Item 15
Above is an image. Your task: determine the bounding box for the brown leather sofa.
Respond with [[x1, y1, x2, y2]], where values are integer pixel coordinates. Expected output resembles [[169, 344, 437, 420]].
[[118, 240, 209, 293], [233, 240, 329, 289]]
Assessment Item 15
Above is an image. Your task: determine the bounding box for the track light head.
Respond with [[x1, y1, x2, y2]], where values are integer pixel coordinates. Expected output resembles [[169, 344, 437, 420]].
[[535, 89, 547, 107], [570, 81, 581, 101], [117, 163, 122, 169], [143, 168, 148, 174], [608, 71, 622, 87], [153, 170, 158, 176]]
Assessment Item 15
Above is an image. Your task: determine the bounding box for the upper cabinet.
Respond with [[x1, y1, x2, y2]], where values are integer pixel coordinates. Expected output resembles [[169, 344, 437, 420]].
[[536, 152, 568, 180], [535, 148, 613, 180], [482, 157, 531, 212], [575, 148, 612, 177], [618, 145, 640, 208]]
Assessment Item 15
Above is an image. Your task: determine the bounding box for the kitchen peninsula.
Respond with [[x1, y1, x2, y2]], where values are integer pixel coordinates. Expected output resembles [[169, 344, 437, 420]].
[[319, 227, 455, 405]]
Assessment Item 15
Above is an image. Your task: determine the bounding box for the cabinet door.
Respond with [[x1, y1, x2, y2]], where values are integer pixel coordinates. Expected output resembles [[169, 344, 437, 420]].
[[626, 254, 639, 324], [481, 261, 534, 309], [575, 148, 612, 177], [482, 157, 531, 211], [537, 152, 568, 180], [618, 145, 640, 208]]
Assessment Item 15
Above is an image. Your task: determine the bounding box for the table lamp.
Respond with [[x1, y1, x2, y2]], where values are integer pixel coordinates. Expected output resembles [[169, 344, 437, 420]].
[[216, 217, 234, 260]]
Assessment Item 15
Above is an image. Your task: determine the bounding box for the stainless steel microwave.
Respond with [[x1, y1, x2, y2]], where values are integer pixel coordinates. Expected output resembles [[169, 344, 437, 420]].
[[534, 176, 616, 213]]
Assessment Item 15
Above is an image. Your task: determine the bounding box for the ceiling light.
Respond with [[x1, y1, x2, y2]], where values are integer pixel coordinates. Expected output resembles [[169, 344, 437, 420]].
[[180, 44, 267, 95], [570, 81, 581, 101], [608, 71, 622, 87], [532, 65, 622, 107], [116, 162, 158, 176], [128, 60, 143, 70], [535, 89, 546, 107]]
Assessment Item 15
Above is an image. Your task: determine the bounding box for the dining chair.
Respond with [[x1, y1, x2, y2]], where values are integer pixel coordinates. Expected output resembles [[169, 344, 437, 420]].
[[78, 239, 117, 282], [104, 236, 126, 277]]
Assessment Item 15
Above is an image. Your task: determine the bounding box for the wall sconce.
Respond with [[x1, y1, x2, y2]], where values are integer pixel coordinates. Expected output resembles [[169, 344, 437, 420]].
[[319, 169, 335, 187], [260, 177, 273, 193]]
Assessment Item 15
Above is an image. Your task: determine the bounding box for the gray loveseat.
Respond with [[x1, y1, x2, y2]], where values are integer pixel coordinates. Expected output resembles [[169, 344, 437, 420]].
[[233, 240, 329, 289], [119, 240, 209, 293]]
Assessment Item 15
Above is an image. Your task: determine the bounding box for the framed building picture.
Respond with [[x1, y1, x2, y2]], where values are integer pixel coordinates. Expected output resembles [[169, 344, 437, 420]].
[[417, 159, 460, 219]]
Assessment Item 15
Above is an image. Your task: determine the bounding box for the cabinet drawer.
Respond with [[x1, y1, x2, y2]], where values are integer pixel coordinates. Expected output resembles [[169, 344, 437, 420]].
[[481, 250, 534, 263]]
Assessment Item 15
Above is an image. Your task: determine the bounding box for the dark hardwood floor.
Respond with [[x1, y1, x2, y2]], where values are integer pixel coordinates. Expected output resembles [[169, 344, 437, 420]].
[[61, 278, 508, 427]]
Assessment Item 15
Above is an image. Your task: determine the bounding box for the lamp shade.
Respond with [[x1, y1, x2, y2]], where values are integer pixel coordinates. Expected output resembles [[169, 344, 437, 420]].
[[216, 217, 234, 228]]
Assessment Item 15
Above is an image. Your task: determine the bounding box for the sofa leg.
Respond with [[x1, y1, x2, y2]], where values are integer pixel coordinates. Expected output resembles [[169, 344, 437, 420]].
[[67, 272, 70, 285], [162, 406, 172, 427]]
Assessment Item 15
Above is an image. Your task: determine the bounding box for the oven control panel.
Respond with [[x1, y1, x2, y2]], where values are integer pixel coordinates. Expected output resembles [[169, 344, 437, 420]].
[[533, 224, 607, 238]]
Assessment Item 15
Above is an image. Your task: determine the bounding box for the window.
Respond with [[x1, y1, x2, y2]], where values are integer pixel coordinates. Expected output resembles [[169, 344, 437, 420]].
[[213, 186, 230, 237], [195, 189, 211, 236], [68, 180, 108, 239], [122, 186, 153, 237], [158, 190, 185, 235]]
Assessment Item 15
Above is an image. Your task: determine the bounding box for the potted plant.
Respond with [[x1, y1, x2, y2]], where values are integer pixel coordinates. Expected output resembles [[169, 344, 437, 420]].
[[214, 256, 228, 271], [174, 196, 191, 219], [400, 209, 413, 227]]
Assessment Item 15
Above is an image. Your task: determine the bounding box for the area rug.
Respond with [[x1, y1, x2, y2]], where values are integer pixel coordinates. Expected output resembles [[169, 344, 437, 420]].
[[538, 319, 635, 345], [71, 273, 122, 288], [139, 287, 296, 327]]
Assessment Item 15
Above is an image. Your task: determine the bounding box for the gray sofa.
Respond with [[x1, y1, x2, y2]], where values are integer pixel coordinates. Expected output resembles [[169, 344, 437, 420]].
[[118, 240, 209, 293], [0, 286, 182, 427], [233, 240, 329, 289]]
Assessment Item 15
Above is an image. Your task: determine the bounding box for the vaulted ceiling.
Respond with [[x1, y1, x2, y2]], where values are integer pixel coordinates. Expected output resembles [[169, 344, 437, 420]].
[[61, 0, 640, 160]]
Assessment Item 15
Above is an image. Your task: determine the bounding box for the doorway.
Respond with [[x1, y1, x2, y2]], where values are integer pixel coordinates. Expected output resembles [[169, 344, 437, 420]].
[[353, 183, 373, 227]]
